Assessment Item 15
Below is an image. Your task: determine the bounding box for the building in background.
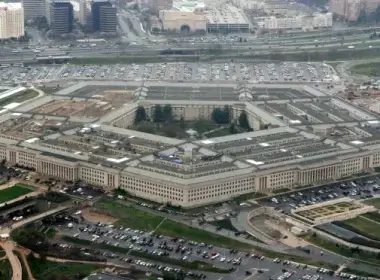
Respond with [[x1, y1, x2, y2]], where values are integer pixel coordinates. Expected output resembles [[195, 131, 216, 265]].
[[328, 0, 380, 21], [48, 0, 74, 34], [91, 0, 116, 33], [262, 12, 333, 30], [22, 0, 45, 20], [0, 3, 24, 39], [78, 0, 90, 25]]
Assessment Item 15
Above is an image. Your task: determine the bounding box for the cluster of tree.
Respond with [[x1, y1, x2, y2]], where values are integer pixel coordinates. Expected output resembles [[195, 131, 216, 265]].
[[37, 191, 71, 203], [12, 228, 105, 262], [153, 105, 173, 123], [134, 104, 251, 136], [163, 272, 185, 280], [134, 105, 174, 124], [211, 105, 231, 124]]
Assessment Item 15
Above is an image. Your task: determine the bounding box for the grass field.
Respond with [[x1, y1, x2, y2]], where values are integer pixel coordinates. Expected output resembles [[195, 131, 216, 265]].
[[350, 62, 380, 76], [363, 198, 380, 209], [27, 255, 100, 280], [209, 219, 239, 232], [304, 233, 380, 264], [95, 198, 252, 251], [95, 199, 164, 232], [0, 260, 12, 280], [0, 184, 35, 204], [342, 267, 380, 278], [0, 89, 39, 108], [340, 217, 380, 241], [362, 212, 380, 223]]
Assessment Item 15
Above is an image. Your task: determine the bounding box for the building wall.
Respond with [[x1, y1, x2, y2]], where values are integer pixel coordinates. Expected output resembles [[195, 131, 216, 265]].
[[3, 141, 380, 207], [160, 10, 208, 32], [50, 2, 74, 34], [0, 3, 24, 39], [263, 13, 332, 30], [22, 0, 46, 20]]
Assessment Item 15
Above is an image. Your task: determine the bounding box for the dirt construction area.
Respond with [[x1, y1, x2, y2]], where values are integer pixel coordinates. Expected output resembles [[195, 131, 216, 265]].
[[82, 209, 117, 224], [297, 202, 360, 221]]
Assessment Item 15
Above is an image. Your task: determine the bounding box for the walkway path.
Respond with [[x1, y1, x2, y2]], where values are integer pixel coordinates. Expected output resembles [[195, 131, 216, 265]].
[[0, 241, 22, 280]]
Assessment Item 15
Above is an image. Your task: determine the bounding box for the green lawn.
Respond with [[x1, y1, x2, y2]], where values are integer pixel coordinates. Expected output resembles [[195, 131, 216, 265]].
[[304, 234, 380, 264], [350, 62, 380, 76], [362, 212, 380, 223], [209, 219, 239, 232], [0, 259, 12, 280], [156, 219, 251, 251], [94, 198, 164, 231], [363, 198, 380, 209], [342, 267, 380, 278], [0, 89, 39, 108], [27, 255, 101, 280], [95, 198, 252, 251], [340, 217, 380, 241], [0, 184, 35, 204]]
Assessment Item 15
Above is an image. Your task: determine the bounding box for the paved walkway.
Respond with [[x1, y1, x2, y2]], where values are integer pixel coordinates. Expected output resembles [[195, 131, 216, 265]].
[[0, 241, 22, 280]]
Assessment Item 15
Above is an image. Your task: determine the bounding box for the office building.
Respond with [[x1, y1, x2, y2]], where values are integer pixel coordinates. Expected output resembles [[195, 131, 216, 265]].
[[262, 13, 333, 30], [0, 3, 24, 39], [49, 1, 74, 34], [328, 0, 380, 21], [22, 0, 45, 20], [78, 0, 90, 25], [91, 0, 116, 32], [3, 81, 380, 208]]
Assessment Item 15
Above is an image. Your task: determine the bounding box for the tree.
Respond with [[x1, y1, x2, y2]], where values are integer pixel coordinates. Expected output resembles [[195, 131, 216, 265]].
[[153, 105, 163, 123], [229, 123, 236, 134], [134, 106, 147, 124], [179, 116, 186, 129], [136, 122, 155, 134], [238, 111, 251, 130], [163, 104, 173, 122], [211, 106, 230, 124]]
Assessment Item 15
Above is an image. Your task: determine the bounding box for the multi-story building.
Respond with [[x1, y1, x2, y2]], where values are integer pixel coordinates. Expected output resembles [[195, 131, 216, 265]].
[[4, 81, 380, 208], [91, 0, 116, 33], [0, 3, 24, 39], [328, 0, 380, 21], [48, 0, 74, 34], [78, 0, 90, 25], [262, 13, 332, 30], [22, 0, 45, 21]]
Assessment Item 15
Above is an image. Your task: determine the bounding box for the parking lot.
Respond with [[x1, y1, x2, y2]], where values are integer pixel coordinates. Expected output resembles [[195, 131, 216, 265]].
[[0, 62, 334, 84], [261, 175, 380, 214], [55, 220, 341, 280]]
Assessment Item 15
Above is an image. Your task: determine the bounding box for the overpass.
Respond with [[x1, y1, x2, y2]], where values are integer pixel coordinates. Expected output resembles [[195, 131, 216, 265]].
[[0, 205, 69, 234], [0, 201, 36, 219]]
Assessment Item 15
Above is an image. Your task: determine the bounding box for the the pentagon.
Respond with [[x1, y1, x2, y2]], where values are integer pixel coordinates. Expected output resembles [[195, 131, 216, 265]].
[[1, 81, 380, 208]]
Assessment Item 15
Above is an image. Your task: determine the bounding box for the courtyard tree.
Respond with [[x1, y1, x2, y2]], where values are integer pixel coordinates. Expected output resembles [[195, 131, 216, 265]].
[[211, 106, 230, 124], [163, 104, 173, 122], [153, 104, 163, 123], [229, 123, 237, 134], [179, 116, 186, 129], [238, 111, 251, 130], [134, 106, 147, 124]]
